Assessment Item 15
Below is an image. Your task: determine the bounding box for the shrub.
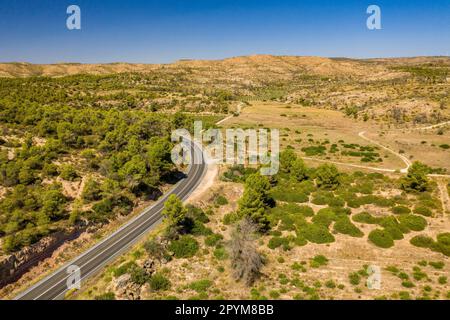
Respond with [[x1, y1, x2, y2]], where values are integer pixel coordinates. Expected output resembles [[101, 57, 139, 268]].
[[189, 279, 213, 293], [412, 267, 427, 281], [213, 247, 229, 260], [410, 235, 434, 248], [298, 223, 335, 244], [315, 164, 341, 189], [398, 291, 411, 300], [398, 215, 427, 232], [349, 272, 361, 285], [296, 205, 314, 217], [271, 188, 309, 203], [352, 212, 382, 224], [391, 206, 411, 215], [112, 261, 137, 277], [190, 221, 213, 236], [95, 292, 116, 300], [438, 276, 447, 284], [269, 290, 280, 299], [401, 281, 415, 288], [325, 280, 336, 289], [59, 164, 78, 181], [368, 229, 394, 248], [149, 273, 171, 291], [310, 255, 328, 268], [380, 217, 405, 240], [435, 233, 450, 256], [205, 233, 223, 247], [223, 212, 239, 225], [428, 261, 444, 270], [169, 236, 199, 258], [268, 237, 290, 250], [215, 195, 228, 206], [312, 208, 336, 228], [81, 178, 102, 202], [301, 145, 326, 156], [130, 266, 151, 285], [413, 206, 433, 217], [333, 216, 364, 237]]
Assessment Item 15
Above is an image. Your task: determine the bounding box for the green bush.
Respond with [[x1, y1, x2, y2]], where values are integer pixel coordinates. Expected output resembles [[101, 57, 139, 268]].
[[438, 276, 447, 284], [296, 205, 314, 217], [169, 236, 199, 258], [149, 273, 171, 291], [391, 206, 411, 215], [380, 217, 406, 240], [310, 255, 328, 268], [215, 195, 228, 206], [325, 280, 336, 289], [112, 261, 137, 277], [271, 189, 309, 203], [398, 215, 427, 232], [413, 206, 433, 217], [130, 266, 151, 285], [435, 233, 450, 256], [222, 212, 239, 225], [299, 223, 335, 244], [410, 235, 435, 248], [349, 272, 361, 285], [352, 212, 382, 224], [428, 261, 444, 269], [204, 233, 223, 247], [189, 279, 213, 293], [213, 247, 229, 260], [95, 292, 116, 300], [311, 208, 336, 228], [59, 164, 79, 181], [268, 237, 291, 250], [402, 281, 415, 288], [368, 229, 394, 248]]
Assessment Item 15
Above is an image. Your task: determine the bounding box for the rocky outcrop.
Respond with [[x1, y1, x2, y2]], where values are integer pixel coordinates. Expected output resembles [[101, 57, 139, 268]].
[[0, 228, 84, 288]]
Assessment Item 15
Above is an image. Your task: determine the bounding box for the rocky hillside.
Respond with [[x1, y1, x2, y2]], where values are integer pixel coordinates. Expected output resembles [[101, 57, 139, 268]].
[[0, 55, 420, 80]]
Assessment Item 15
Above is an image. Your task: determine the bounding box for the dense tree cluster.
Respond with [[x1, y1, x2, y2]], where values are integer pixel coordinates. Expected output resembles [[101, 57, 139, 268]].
[[400, 161, 430, 192], [0, 75, 205, 253]]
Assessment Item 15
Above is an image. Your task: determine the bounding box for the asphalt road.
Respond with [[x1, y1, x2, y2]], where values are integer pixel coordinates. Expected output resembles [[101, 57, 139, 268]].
[[15, 141, 207, 300]]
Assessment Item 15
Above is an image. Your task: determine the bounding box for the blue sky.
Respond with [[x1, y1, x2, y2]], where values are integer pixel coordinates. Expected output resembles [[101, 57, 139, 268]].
[[0, 0, 449, 63]]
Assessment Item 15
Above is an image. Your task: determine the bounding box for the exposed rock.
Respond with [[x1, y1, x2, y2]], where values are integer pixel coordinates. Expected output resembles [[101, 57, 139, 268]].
[[0, 228, 84, 288], [142, 259, 156, 276], [111, 274, 141, 300]]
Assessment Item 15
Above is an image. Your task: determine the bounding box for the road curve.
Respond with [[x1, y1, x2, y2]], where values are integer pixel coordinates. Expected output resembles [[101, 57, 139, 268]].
[[15, 141, 207, 300]]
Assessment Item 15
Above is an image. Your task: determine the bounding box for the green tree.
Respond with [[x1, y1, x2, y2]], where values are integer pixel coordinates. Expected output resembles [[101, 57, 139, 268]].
[[315, 164, 340, 189], [290, 158, 308, 181], [81, 177, 102, 202], [41, 185, 67, 220], [400, 161, 430, 192], [146, 138, 174, 176], [279, 148, 297, 173], [238, 188, 269, 231], [244, 173, 273, 207], [59, 164, 78, 181]]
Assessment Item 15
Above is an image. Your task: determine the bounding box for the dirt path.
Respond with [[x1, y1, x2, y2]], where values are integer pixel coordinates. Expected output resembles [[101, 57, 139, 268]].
[[216, 114, 450, 178], [437, 179, 450, 215], [408, 120, 450, 131], [358, 131, 412, 173]]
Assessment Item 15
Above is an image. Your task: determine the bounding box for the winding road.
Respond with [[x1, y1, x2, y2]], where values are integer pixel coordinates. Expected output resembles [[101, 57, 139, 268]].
[[15, 140, 207, 300]]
